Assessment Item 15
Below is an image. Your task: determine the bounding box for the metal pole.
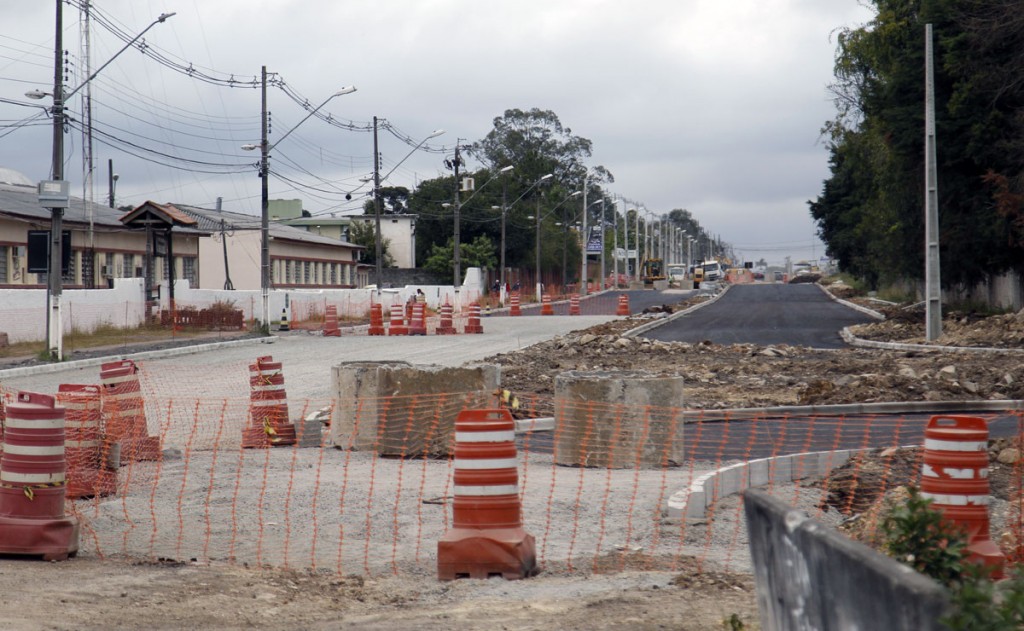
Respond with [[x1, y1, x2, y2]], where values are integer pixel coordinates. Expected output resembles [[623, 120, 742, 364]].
[[924, 23, 942, 340], [452, 143, 462, 294], [372, 115, 383, 296], [46, 0, 64, 360], [579, 175, 588, 296], [535, 195, 542, 302], [612, 198, 619, 287], [500, 176, 507, 303], [599, 198, 606, 290], [260, 65, 270, 332]]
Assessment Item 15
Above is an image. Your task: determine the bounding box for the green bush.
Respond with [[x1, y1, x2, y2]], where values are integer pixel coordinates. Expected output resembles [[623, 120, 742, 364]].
[[882, 488, 1024, 629]]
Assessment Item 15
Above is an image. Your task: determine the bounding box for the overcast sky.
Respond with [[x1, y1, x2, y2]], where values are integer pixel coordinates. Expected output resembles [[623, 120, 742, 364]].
[[1, 0, 874, 265]]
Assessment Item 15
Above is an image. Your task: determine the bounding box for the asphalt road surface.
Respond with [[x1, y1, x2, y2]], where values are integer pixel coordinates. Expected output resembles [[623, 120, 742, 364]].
[[641, 283, 878, 349]]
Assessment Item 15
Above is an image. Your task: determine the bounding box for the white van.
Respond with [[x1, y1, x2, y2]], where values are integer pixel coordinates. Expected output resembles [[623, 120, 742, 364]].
[[702, 260, 723, 281]]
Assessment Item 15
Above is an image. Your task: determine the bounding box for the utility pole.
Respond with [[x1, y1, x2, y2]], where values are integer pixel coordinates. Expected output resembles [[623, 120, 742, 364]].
[[924, 23, 942, 340], [44, 0, 66, 361], [372, 116, 383, 295], [612, 198, 619, 287], [535, 195, 542, 302], [259, 65, 271, 332], [499, 175, 508, 302], [452, 142, 463, 294], [579, 174, 588, 296], [599, 197, 606, 290], [81, 0, 95, 288]]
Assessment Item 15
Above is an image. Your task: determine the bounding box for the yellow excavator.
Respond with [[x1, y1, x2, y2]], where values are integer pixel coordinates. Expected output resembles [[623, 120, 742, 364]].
[[641, 258, 665, 287]]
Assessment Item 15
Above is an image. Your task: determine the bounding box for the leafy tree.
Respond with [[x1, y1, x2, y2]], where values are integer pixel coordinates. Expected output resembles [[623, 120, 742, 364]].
[[347, 220, 394, 268], [361, 186, 411, 215], [422, 235, 497, 278]]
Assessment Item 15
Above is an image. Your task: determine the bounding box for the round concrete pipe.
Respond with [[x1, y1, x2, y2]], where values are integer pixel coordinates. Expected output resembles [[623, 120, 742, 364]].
[[554, 370, 685, 469]]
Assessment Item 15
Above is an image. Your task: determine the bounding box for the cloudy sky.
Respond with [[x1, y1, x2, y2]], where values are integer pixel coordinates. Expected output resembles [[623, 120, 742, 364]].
[[1, 0, 874, 265]]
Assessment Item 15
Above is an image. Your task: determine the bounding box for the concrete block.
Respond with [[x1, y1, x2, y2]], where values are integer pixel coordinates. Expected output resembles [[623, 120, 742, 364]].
[[748, 458, 770, 487], [331, 362, 499, 456], [685, 490, 707, 519], [553, 370, 685, 469], [716, 463, 747, 497], [768, 455, 794, 483], [744, 489, 949, 630]]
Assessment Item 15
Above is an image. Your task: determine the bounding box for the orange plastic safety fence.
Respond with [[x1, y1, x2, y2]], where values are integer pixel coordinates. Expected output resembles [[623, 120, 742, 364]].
[[4, 361, 1022, 578]]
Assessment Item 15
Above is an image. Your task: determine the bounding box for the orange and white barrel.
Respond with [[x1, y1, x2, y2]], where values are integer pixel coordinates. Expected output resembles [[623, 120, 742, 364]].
[[463, 304, 483, 334], [100, 360, 160, 462], [509, 293, 521, 317], [616, 294, 630, 316], [569, 294, 580, 316], [920, 415, 1004, 576], [0, 392, 67, 519], [437, 409, 536, 580], [244, 355, 297, 448], [388, 303, 408, 335], [436, 302, 457, 335], [57, 385, 116, 499], [366, 303, 384, 336]]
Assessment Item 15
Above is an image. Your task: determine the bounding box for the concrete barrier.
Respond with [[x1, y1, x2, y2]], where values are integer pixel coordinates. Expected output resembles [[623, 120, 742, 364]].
[[330, 362, 498, 456], [744, 489, 949, 630]]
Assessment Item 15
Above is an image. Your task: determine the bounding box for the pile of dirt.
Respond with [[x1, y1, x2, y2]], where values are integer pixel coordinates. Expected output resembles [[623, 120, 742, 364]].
[[850, 302, 1024, 349], [823, 437, 1023, 560]]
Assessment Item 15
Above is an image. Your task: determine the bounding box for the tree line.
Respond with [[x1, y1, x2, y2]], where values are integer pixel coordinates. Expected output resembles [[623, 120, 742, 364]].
[[810, 0, 1024, 290]]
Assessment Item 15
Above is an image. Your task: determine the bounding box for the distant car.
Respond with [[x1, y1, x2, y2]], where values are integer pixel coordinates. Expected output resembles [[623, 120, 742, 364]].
[[752, 271, 764, 280]]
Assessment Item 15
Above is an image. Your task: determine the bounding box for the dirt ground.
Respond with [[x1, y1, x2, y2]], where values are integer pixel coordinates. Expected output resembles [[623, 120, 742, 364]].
[[1, 281, 1021, 630]]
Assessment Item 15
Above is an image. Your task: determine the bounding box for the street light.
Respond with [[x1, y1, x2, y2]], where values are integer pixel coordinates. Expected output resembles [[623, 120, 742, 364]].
[[371, 123, 443, 295], [450, 163, 513, 298], [581, 199, 603, 292], [243, 67, 355, 331], [29, 4, 175, 360], [532, 188, 578, 302]]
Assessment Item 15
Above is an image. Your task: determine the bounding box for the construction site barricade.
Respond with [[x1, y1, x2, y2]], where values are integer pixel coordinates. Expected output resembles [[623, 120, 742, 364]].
[[509, 292, 521, 317], [463, 304, 483, 334], [243, 355, 297, 448], [366, 303, 384, 336], [436, 302, 457, 335], [569, 294, 580, 316], [541, 294, 554, 316], [324, 304, 343, 337], [99, 360, 161, 463], [57, 385, 116, 499], [388, 303, 408, 335], [0, 391, 79, 561], [437, 408, 536, 580], [920, 415, 1005, 577], [409, 302, 427, 336], [616, 294, 630, 316]]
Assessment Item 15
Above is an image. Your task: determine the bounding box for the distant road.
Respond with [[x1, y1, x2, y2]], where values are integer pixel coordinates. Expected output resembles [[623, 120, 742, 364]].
[[641, 283, 878, 349]]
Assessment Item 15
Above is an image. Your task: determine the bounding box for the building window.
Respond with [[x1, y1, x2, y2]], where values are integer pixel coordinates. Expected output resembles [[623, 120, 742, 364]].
[[122, 254, 134, 278], [330, 264, 336, 285], [183, 256, 196, 286], [104, 252, 115, 279], [0, 245, 7, 283], [285, 260, 294, 284], [64, 251, 77, 285]]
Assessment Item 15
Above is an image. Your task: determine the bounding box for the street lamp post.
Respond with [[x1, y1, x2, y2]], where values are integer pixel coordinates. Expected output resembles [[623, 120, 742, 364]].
[[447, 163, 513, 300], [243, 70, 355, 331], [30, 4, 175, 360]]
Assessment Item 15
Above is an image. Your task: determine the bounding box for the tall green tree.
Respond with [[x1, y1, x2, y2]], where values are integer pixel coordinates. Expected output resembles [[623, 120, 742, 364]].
[[348, 221, 394, 268], [810, 0, 1024, 289]]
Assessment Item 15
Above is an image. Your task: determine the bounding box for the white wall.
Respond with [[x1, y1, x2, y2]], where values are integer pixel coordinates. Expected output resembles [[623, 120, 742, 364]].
[[0, 269, 485, 344]]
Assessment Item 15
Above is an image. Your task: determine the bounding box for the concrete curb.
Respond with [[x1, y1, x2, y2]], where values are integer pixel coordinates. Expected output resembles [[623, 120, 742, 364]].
[[0, 335, 278, 379], [841, 326, 1024, 354], [665, 447, 863, 521], [815, 283, 885, 320]]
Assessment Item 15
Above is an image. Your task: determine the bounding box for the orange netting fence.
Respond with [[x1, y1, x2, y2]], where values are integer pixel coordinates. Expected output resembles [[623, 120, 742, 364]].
[[0, 367, 1020, 577]]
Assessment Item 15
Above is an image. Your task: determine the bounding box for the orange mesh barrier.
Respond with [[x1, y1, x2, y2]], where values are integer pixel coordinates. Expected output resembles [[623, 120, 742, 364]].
[[2, 365, 1020, 577]]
